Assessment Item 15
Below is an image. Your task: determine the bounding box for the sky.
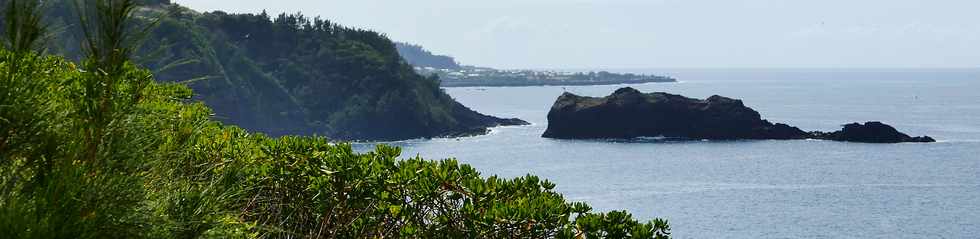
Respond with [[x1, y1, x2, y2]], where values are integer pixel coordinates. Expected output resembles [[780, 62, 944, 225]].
[[173, 0, 980, 69]]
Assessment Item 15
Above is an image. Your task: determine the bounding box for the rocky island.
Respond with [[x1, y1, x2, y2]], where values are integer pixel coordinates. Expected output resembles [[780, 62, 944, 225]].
[[542, 87, 935, 143]]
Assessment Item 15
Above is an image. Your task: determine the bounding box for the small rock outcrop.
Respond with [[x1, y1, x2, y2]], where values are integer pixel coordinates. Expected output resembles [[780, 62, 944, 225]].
[[542, 87, 935, 143], [813, 122, 936, 143]]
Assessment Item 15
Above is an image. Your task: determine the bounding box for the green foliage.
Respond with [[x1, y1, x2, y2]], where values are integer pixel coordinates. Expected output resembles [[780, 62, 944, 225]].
[[0, 0, 53, 158], [247, 140, 579, 237], [0, 1, 669, 238], [572, 211, 671, 239], [0, 45, 150, 239], [1, 0, 47, 53]]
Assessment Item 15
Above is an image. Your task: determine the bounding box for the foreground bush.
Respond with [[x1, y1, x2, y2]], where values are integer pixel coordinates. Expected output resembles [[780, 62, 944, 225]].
[[0, 0, 670, 238]]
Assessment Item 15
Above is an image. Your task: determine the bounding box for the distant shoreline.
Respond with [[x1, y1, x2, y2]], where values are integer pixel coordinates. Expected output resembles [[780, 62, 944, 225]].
[[441, 77, 677, 87]]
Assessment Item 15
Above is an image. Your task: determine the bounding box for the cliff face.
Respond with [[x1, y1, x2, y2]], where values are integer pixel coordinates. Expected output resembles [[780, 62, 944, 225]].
[[543, 87, 934, 143]]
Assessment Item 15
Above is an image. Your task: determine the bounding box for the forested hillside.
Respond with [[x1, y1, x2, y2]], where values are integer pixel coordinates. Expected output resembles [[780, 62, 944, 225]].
[[16, 0, 525, 140]]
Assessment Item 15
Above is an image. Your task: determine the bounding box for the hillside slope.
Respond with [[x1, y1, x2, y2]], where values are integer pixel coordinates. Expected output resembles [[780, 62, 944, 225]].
[[23, 1, 526, 140]]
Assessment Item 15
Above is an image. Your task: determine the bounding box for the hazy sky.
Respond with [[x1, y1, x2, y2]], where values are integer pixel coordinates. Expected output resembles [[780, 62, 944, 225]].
[[174, 0, 980, 69]]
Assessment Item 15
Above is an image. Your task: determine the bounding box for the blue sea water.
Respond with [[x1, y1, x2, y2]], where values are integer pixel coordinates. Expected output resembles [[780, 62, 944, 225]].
[[356, 69, 980, 238]]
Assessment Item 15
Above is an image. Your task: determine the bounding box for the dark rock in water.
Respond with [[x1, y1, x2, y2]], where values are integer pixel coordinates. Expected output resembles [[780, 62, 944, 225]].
[[541, 87, 809, 140], [437, 102, 530, 139], [815, 122, 936, 143], [542, 87, 935, 143]]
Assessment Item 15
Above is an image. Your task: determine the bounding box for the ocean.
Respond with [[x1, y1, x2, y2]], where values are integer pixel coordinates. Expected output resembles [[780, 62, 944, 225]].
[[355, 69, 980, 238]]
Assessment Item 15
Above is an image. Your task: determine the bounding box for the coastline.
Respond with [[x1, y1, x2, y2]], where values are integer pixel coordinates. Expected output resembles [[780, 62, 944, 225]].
[[441, 78, 677, 88]]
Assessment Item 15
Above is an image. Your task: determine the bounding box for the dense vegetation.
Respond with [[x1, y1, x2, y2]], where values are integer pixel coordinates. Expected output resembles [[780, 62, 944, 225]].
[[0, 0, 669, 238], [11, 0, 523, 141]]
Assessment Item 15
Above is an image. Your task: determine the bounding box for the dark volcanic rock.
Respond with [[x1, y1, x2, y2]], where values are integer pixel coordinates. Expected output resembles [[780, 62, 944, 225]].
[[442, 101, 529, 138], [814, 122, 936, 143], [541, 87, 809, 140], [542, 87, 935, 143]]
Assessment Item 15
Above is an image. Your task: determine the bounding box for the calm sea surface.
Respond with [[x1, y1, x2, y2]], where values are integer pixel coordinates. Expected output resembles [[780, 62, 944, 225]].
[[356, 69, 980, 238]]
